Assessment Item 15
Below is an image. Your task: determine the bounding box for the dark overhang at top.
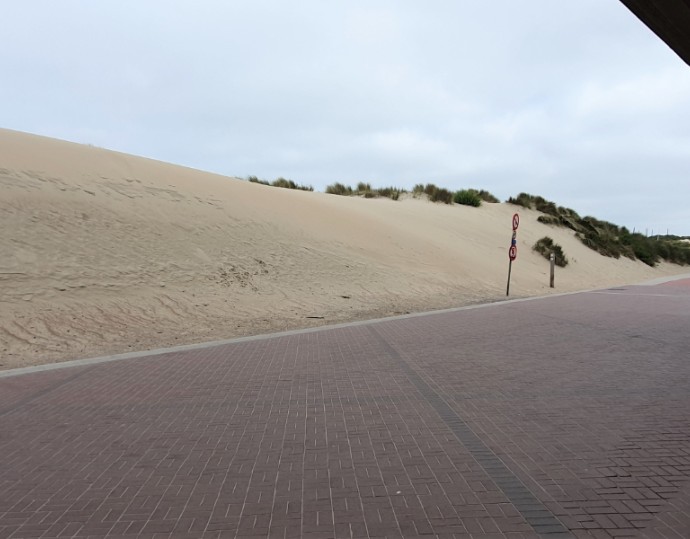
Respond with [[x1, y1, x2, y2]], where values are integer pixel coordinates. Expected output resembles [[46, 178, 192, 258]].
[[619, 0, 690, 66]]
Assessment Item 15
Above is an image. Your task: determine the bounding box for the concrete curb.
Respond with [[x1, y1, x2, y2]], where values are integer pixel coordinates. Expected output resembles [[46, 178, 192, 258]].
[[4, 271, 688, 379], [636, 272, 690, 286], [0, 289, 586, 379]]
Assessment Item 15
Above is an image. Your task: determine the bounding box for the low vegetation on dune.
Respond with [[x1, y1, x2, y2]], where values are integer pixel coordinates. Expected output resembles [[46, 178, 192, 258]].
[[533, 236, 569, 267], [248, 176, 313, 191], [473, 189, 500, 203], [323, 181, 502, 206], [510, 192, 690, 267], [247, 178, 687, 268], [353, 182, 407, 200], [324, 182, 353, 196], [325, 182, 406, 200], [453, 189, 484, 207], [412, 183, 454, 204]]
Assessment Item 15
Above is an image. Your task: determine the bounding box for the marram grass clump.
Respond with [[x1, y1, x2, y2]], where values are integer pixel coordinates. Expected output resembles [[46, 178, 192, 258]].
[[247, 176, 313, 191], [533, 236, 568, 267], [271, 177, 314, 191], [412, 183, 454, 204], [325, 182, 353, 196]]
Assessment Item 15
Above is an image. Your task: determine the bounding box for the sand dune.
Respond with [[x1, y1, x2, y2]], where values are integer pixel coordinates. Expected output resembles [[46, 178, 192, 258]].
[[0, 128, 684, 370]]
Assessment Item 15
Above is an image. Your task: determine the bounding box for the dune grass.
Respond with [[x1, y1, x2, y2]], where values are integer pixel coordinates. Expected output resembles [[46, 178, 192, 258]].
[[474, 189, 500, 203], [247, 175, 270, 186], [271, 177, 314, 191], [533, 236, 568, 267], [422, 184, 452, 204], [511, 192, 690, 267], [324, 181, 500, 207], [247, 176, 313, 191], [412, 184, 454, 204], [325, 182, 406, 200]]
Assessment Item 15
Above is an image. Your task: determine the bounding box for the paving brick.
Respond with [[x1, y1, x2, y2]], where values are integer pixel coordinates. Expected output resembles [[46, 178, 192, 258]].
[[1, 283, 690, 537]]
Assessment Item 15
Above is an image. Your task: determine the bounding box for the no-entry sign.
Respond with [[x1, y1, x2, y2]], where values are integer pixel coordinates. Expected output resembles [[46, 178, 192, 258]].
[[509, 213, 519, 259], [507, 213, 519, 296]]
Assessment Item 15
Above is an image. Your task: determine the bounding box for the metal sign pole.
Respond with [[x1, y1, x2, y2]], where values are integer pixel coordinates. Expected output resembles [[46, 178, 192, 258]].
[[506, 213, 519, 297]]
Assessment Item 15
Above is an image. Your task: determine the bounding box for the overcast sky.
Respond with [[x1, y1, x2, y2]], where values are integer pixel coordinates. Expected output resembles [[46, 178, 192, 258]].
[[2, 1, 689, 235]]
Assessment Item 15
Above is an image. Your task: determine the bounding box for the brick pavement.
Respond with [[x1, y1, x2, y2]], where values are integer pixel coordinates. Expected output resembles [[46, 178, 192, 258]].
[[0, 282, 689, 538]]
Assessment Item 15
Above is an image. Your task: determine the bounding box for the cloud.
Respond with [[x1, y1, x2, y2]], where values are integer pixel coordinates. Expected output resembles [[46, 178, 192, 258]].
[[1, 0, 688, 234]]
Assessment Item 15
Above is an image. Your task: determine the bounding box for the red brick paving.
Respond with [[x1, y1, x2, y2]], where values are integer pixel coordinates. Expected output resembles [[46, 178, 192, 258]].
[[0, 283, 689, 538], [660, 277, 690, 287]]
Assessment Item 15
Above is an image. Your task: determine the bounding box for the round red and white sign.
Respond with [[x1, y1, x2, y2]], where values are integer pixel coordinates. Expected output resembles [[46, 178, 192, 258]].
[[512, 213, 520, 231], [509, 244, 517, 261]]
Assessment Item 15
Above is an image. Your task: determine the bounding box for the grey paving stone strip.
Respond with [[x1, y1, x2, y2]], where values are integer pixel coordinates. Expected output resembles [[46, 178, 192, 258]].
[[367, 325, 575, 538], [3, 272, 688, 381], [0, 291, 587, 380], [637, 272, 690, 285]]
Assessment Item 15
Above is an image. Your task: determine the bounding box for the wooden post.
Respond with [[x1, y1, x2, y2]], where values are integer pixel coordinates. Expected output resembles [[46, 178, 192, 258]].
[[506, 260, 513, 296], [549, 252, 555, 288]]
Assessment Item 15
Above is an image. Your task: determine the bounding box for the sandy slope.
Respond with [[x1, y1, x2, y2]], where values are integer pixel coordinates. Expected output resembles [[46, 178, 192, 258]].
[[0, 128, 684, 370]]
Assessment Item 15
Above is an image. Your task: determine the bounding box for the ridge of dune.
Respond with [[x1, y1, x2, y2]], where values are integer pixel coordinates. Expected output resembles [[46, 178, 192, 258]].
[[0, 128, 683, 369]]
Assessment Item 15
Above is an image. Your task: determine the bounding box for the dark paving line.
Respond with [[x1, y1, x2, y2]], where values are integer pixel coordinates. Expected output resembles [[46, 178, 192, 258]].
[[0, 366, 94, 417], [367, 325, 574, 539]]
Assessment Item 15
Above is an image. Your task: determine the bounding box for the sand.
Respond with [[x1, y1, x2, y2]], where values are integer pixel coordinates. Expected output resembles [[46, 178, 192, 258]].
[[0, 128, 685, 370]]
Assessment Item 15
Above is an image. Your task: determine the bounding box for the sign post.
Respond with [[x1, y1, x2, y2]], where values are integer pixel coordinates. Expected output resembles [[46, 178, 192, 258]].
[[506, 213, 519, 296]]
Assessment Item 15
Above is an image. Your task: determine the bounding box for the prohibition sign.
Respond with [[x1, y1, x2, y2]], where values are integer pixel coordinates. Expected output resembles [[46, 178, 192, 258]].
[[512, 213, 520, 231], [509, 244, 517, 261]]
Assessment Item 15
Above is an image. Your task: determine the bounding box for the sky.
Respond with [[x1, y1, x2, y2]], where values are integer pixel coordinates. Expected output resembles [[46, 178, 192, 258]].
[[2, 1, 689, 235]]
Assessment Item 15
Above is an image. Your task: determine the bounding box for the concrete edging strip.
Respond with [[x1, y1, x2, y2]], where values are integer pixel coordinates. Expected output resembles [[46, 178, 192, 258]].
[[3, 272, 688, 380], [1, 289, 586, 379]]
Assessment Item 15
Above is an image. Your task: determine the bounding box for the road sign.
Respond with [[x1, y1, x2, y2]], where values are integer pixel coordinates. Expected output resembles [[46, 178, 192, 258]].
[[507, 213, 519, 296]]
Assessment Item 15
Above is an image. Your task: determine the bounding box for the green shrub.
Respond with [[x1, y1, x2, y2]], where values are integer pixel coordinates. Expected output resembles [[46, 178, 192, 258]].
[[665, 241, 690, 264], [623, 233, 659, 267], [533, 236, 568, 267], [453, 189, 482, 207], [453, 188, 498, 206]]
